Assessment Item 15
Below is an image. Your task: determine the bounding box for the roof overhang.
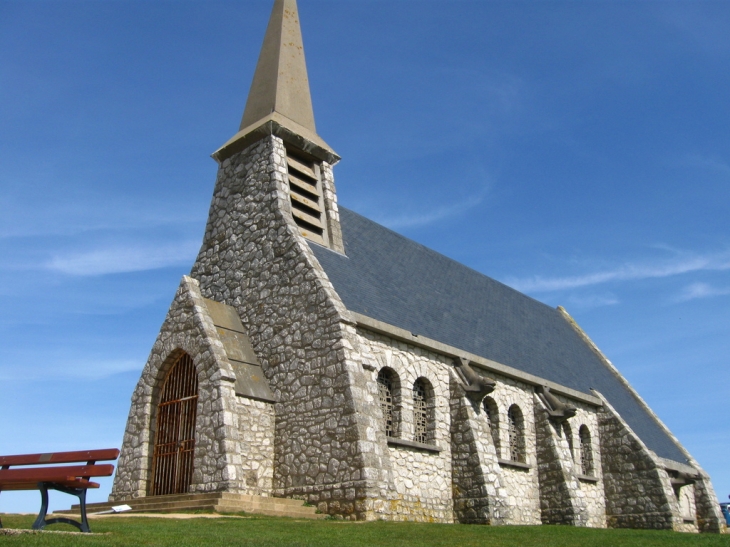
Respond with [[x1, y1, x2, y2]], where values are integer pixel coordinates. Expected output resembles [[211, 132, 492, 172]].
[[212, 112, 340, 165], [353, 311, 603, 407]]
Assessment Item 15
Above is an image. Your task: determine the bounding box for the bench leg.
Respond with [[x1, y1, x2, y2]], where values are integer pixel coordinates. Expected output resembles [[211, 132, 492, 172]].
[[32, 483, 91, 533], [31, 484, 50, 530]]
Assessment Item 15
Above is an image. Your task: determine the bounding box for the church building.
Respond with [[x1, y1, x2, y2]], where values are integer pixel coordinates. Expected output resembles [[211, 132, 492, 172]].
[[110, 0, 724, 532]]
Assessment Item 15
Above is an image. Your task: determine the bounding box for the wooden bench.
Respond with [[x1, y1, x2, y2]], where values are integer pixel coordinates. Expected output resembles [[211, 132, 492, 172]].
[[0, 448, 120, 533]]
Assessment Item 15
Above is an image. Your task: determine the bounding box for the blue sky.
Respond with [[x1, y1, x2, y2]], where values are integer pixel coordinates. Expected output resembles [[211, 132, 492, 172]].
[[1, 0, 728, 513]]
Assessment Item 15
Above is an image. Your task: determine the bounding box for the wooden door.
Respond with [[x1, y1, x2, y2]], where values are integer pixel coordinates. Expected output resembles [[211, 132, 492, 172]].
[[151, 353, 198, 496]]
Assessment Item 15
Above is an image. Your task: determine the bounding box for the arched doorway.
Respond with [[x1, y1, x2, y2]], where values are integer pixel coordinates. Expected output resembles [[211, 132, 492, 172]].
[[150, 352, 199, 496]]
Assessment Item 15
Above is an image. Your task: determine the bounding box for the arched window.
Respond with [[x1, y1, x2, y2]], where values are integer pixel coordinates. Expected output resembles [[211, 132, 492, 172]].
[[377, 368, 399, 437], [579, 425, 594, 476], [563, 421, 574, 461], [413, 377, 434, 444], [508, 404, 526, 463], [151, 352, 198, 496], [483, 397, 500, 456]]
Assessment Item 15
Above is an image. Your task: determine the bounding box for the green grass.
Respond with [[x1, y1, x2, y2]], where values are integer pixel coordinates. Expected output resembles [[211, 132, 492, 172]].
[[1, 514, 728, 547]]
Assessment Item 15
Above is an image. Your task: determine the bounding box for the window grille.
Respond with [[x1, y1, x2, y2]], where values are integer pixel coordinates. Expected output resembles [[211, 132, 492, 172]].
[[413, 379, 430, 444], [285, 148, 326, 245], [508, 405, 525, 463], [579, 425, 594, 476], [151, 352, 199, 496], [483, 397, 500, 455], [377, 369, 395, 437], [563, 421, 574, 461]]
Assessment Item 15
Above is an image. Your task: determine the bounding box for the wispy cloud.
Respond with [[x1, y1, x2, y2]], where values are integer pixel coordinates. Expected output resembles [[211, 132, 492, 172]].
[[673, 282, 730, 303], [375, 188, 488, 229], [0, 358, 141, 381], [45, 239, 200, 276], [508, 249, 730, 293], [0, 195, 205, 239]]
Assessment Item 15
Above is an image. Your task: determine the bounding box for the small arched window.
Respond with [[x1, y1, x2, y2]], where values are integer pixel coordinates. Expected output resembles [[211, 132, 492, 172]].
[[579, 425, 594, 476], [563, 421, 574, 461], [508, 404, 526, 463], [483, 397, 500, 456], [413, 377, 434, 444], [377, 368, 400, 437]]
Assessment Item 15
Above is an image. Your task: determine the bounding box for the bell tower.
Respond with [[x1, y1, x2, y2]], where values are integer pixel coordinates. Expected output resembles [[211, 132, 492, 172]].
[[212, 0, 343, 251]]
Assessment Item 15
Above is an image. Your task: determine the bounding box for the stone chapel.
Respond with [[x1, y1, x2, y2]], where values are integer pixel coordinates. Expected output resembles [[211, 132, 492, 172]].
[[110, 0, 724, 532]]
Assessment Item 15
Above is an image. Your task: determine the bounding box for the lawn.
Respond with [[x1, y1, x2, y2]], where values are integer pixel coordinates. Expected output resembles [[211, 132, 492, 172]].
[[1, 514, 728, 547]]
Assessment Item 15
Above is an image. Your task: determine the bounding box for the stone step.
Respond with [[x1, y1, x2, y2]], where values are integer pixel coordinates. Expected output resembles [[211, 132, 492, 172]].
[[58, 492, 324, 519]]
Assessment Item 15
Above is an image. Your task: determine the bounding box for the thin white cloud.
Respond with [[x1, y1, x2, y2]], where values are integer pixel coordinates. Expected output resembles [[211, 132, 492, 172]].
[[567, 293, 619, 309], [0, 358, 141, 381], [375, 188, 488, 230], [508, 250, 730, 293], [0, 195, 205, 239], [45, 239, 200, 276], [674, 282, 730, 303]]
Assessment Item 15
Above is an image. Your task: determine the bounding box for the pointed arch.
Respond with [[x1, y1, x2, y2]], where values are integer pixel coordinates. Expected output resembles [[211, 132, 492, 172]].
[[150, 351, 199, 496]]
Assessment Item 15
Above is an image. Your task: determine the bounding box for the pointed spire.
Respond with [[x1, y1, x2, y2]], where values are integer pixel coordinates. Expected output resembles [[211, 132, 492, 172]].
[[241, 0, 316, 132], [213, 0, 338, 164]]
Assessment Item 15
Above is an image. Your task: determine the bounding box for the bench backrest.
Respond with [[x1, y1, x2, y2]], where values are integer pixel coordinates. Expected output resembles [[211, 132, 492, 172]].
[[0, 449, 120, 467]]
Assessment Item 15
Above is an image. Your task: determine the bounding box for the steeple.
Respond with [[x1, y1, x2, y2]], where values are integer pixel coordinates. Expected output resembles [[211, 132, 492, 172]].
[[213, 0, 338, 165], [240, 0, 315, 133]]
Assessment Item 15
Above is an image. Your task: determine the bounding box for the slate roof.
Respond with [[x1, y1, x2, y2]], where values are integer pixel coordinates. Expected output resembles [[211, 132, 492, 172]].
[[309, 207, 688, 463]]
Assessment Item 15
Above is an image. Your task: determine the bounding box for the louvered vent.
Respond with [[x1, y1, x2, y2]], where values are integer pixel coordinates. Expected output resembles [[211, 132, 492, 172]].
[[286, 148, 326, 245]]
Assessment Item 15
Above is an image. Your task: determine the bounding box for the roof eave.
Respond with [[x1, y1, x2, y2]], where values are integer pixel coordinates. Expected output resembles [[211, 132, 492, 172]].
[[212, 112, 340, 165]]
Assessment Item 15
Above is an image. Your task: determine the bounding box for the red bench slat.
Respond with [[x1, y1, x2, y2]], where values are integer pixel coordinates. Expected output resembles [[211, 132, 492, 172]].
[[0, 464, 114, 482], [0, 449, 119, 467]]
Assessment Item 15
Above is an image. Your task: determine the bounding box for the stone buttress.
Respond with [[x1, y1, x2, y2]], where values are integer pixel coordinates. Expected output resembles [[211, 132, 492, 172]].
[[533, 395, 589, 526], [449, 373, 510, 524]]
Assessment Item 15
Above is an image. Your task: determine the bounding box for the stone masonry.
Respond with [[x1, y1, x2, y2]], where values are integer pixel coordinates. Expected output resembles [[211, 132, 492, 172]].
[[111, 0, 724, 532], [111, 276, 272, 500], [189, 136, 389, 519]]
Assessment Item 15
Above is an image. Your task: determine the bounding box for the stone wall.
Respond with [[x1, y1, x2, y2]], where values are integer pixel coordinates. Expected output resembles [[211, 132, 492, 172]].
[[319, 162, 344, 253], [534, 398, 588, 526], [693, 473, 726, 533], [356, 328, 453, 521], [449, 376, 510, 524], [111, 276, 242, 500], [234, 396, 275, 496], [189, 135, 389, 519], [489, 376, 542, 525], [570, 402, 606, 527], [596, 393, 676, 529]]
